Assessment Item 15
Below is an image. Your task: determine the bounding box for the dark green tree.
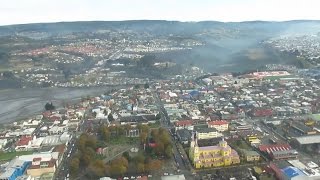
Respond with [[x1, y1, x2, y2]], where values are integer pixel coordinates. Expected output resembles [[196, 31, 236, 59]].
[[44, 102, 55, 111]]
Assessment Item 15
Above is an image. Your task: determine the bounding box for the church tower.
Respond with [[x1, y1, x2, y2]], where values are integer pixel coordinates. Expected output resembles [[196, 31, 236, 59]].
[[219, 137, 227, 148], [189, 131, 199, 164]]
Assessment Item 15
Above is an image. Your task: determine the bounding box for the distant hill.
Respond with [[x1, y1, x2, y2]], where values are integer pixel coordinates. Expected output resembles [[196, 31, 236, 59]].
[[0, 20, 320, 37], [1, 20, 320, 72]]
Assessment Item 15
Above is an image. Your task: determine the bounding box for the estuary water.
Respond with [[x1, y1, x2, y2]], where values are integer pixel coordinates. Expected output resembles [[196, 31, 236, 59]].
[[0, 86, 115, 123]]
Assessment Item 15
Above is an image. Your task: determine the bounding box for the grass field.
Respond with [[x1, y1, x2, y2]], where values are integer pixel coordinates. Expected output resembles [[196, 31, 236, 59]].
[[0, 151, 34, 161], [312, 114, 320, 121]]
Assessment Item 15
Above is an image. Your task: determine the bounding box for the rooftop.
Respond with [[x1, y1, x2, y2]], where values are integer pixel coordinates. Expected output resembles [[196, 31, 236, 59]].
[[295, 135, 320, 145]]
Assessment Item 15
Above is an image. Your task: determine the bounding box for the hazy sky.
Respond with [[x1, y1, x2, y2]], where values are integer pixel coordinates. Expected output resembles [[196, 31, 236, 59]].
[[0, 0, 320, 25]]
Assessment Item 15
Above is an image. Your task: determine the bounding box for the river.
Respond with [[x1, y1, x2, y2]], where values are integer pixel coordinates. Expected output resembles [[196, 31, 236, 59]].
[[0, 86, 118, 124]]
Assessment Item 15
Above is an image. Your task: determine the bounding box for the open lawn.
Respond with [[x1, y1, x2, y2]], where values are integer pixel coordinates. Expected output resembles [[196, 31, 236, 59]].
[[230, 139, 252, 150], [0, 151, 33, 161]]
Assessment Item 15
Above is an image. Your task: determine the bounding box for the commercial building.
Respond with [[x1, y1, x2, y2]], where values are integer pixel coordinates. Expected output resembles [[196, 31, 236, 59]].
[[0, 158, 30, 180], [194, 125, 223, 140], [242, 150, 260, 162], [26, 157, 56, 177], [259, 144, 298, 160]]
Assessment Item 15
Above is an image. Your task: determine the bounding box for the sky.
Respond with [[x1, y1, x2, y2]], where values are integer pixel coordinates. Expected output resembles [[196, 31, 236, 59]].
[[0, 0, 320, 26]]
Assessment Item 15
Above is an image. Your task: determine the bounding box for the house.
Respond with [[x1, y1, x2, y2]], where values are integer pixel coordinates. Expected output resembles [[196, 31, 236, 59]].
[[207, 120, 229, 132], [251, 108, 273, 117], [0, 139, 8, 150], [49, 126, 67, 135], [15, 136, 33, 151], [176, 129, 192, 144]]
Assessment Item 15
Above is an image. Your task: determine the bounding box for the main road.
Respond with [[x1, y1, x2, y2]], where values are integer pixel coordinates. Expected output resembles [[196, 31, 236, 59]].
[[152, 85, 196, 179]]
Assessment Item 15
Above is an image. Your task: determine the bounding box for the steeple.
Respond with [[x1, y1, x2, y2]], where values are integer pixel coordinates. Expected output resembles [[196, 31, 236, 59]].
[[219, 136, 227, 148], [195, 132, 198, 147]]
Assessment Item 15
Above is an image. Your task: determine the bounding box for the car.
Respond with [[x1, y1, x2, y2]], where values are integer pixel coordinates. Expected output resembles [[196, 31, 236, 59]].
[[130, 176, 135, 179], [123, 177, 129, 180], [137, 176, 142, 178], [148, 175, 152, 178], [164, 172, 169, 176]]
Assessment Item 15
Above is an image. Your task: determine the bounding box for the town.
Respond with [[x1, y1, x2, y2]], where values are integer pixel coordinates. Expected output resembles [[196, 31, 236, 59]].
[[0, 30, 203, 89], [2, 65, 320, 180]]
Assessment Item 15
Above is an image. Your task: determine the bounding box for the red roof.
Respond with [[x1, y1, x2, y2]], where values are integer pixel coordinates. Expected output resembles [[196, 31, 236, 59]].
[[208, 120, 228, 126], [16, 136, 32, 146], [49, 115, 61, 121], [259, 144, 291, 153], [42, 111, 52, 118], [175, 120, 193, 127]]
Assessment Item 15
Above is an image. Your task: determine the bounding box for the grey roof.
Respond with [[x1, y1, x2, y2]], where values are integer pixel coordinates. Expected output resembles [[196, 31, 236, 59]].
[[271, 150, 298, 156], [295, 135, 320, 145], [176, 129, 191, 141]]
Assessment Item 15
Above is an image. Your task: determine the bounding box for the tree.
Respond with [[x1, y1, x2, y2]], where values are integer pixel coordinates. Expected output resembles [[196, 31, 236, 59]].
[[155, 113, 161, 120], [133, 153, 145, 164], [164, 145, 173, 158], [137, 163, 145, 173], [139, 132, 148, 144], [92, 111, 97, 118], [82, 154, 92, 166], [108, 113, 114, 121], [134, 84, 140, 89], [44, 102, 55, 111], [146, 160, 162, 172], [70, 158, 80, 177], [101, 127, 111, 141], [109, 157, 128, 176], [89, 160, 107, 177], [137, 55, 156, 67], [154, 142, 165, 155], [103, 109, 108, 116], [123, 151, 131, 161], [144, 83, 150, 89]]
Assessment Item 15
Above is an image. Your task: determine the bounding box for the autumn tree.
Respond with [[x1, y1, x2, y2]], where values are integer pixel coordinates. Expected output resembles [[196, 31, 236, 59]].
[[137, 163, 145, 173], [88, 160, 107, 177], [150, 128, 172, 157], [70, 158, 80, 177], [164, 144, 173, 158], [109, 157, 129, 176], [146, 159, 162, 172], [139, 132, 148, 144]]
